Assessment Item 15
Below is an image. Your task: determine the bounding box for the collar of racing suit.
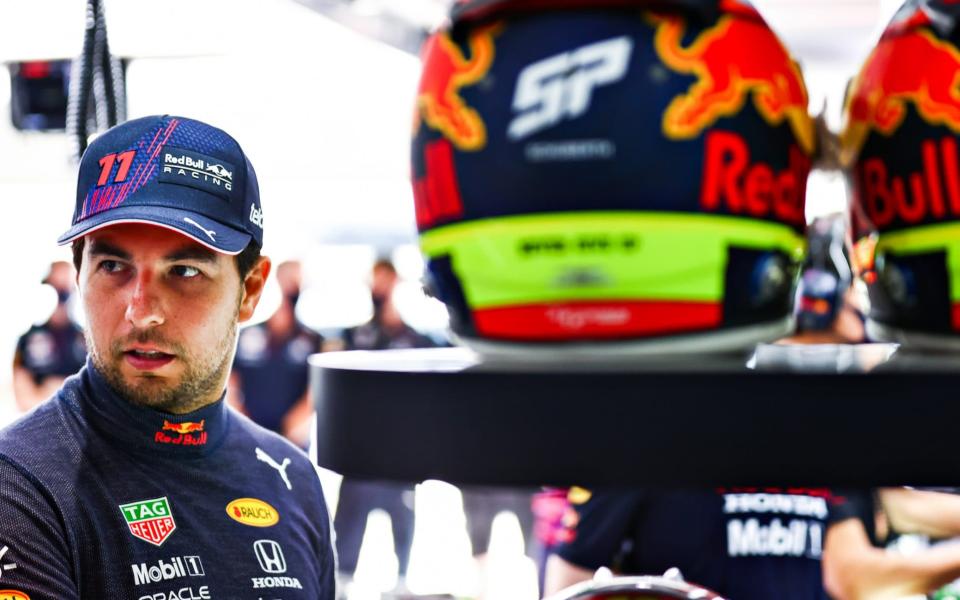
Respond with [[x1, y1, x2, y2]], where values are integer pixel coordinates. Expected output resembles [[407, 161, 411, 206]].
[[78, 360, 230, 458]]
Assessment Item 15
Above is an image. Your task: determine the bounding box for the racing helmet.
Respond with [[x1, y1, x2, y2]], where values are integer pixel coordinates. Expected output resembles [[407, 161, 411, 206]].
[[544, 572, 726, 600], [843, 0, 960, 349], [412, 0, 815, 356]]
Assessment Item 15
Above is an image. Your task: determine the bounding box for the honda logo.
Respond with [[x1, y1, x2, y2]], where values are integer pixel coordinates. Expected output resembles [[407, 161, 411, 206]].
[[253, 540, 286, 574]]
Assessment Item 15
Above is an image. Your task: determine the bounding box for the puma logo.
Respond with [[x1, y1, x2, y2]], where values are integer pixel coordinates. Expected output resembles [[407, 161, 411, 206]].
[[183, 217, 217, 242], [255, 447, 292, 491]]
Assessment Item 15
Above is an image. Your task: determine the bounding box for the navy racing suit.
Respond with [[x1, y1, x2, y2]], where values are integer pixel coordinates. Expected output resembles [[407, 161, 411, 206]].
[[0, 363, 335, 599]]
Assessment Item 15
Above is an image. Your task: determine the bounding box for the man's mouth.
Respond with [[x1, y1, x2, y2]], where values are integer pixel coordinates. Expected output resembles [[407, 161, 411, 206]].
[[124, 349, 175, 370]]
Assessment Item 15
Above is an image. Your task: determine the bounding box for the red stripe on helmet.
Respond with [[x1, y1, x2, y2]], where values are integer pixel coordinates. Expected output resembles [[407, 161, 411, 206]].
[[473, 300, 722, 340], [413, 139, 465, 229]]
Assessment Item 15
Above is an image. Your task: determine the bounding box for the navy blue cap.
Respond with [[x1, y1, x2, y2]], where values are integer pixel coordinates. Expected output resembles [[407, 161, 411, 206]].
[[58, 115, 264, 255]]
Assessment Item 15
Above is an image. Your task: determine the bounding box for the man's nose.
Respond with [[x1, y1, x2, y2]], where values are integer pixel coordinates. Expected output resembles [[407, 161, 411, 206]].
[[125, 272, 164, 328]]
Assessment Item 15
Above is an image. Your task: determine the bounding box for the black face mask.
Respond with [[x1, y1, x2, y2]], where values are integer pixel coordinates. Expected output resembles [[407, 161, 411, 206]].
[[371, 293, 387, 314]]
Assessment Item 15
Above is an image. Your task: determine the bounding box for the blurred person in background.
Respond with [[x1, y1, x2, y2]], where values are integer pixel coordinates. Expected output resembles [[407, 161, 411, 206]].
[[229, 259, 322, 447], [334, 258, 438, 593], [12, 260, 86, 411], [531, 487, 574, 591], [824, 488, 960, 599], [342, 258, 436, 351], [0, 115, 334, 598], [778, 213, 865, 345], [544, 487, 850, 599], [462, 485, 538, 596]]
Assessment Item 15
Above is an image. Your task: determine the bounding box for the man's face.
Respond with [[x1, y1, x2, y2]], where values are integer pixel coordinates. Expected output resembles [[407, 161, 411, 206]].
[[371, 265, 397, 301], [78, 223, 268, 414], [45, 261, 75, 296], [276, 261, 302, 297]]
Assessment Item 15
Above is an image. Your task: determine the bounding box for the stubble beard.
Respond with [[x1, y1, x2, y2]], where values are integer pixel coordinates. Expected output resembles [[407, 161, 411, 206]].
[[87, 319, 238, 415]]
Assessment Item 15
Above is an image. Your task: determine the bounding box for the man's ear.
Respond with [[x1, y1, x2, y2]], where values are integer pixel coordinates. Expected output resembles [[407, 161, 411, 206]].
[[239, 256, 272, 323]]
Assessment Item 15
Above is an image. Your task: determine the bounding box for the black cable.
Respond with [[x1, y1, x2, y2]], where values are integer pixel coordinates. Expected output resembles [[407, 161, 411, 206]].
[[66, 0, 97, 160], [67, 0, 126, 160]]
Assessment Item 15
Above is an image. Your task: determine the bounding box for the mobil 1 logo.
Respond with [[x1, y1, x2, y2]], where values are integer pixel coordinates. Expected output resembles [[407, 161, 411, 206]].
[[132, 555, 205, 586]]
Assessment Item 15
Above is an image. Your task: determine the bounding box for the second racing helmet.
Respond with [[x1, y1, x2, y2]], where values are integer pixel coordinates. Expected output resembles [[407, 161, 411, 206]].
[[844, 0, 960, 349], [412, 0, 815, 356]]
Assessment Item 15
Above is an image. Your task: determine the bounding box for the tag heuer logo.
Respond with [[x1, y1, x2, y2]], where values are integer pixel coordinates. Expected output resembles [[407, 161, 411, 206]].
[[119, 497, 177, 546]]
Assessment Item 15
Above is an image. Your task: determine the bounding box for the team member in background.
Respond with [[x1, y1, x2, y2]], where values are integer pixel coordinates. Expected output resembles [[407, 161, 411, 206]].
[[229, 259, 323, 447], [545, 487, 848, 599], [824, 488, 960, 599], [0, 115, 334, 599], [334, 258, 436, 591], [778, 213, 866, 345], [12, 260, 86, 411], [462, 485, 538, 597], [531, 488, 574, 590], [342, 258, 437, 350]]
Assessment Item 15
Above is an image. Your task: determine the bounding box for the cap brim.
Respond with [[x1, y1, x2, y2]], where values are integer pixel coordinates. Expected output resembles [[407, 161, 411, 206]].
[[57, 205, 252, 255]]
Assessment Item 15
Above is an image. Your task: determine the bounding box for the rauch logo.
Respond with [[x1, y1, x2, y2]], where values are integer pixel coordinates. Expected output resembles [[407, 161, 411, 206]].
[[226, 498, 279, 527]]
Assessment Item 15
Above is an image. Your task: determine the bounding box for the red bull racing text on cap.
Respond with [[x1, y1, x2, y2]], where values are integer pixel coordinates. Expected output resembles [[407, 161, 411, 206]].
[[57, 115, 264, 255]]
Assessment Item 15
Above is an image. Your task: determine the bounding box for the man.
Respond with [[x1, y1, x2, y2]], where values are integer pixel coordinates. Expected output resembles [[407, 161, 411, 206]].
[[0, 115, 334, 599], [544, 487, 846, 599], [334, 258, 435, 589], [341, 258, 436, 351], [823, 488, 960, 599], [12, 260, 87, 411], [778, 214, 866, 345], [230, 259, 322, 447]]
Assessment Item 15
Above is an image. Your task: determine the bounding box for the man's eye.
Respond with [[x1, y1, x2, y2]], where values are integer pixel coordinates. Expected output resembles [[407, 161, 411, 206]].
[[173, 265, 201, 278], [99, 260, 124, 273]]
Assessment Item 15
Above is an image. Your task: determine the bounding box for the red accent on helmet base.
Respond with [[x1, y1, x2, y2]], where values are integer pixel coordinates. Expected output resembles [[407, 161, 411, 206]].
[[413, 139, 465, 229], [952, 303, 960, 331], [473, 300, 722, 340]]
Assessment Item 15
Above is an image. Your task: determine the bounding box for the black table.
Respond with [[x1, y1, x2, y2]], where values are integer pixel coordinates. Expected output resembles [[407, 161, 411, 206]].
[[311, 344, 960, 487]]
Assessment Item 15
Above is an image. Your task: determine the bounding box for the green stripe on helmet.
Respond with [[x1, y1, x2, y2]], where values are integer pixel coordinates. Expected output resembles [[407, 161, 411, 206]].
[[420, 212, 806, 309], [875, 222, 960, 301]]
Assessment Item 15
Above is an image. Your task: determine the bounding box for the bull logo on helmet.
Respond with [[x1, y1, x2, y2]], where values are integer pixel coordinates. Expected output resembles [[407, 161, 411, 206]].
[[842, 17, 960, 165], [652, 2, 815, 155], [415, 24, 500, 151]]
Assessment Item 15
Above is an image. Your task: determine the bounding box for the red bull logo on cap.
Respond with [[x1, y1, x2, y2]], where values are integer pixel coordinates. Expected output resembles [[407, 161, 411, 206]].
[[415, 24, 499, 151], [843, 21, 960, 163], [652, 3, 814, 155]]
